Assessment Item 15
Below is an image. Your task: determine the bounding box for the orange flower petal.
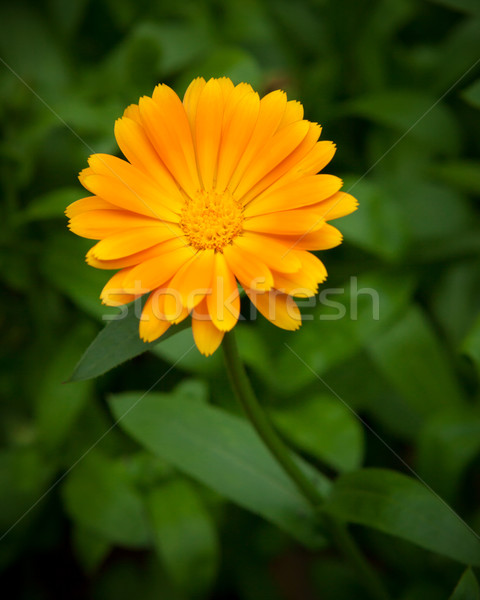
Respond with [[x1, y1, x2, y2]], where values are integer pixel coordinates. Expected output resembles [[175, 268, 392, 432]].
[[244, 289, 301, 330], [86, 238, 187, 270], [216, 91, 260, 193], [122, 245, 194, 292], [139, 291, 172, 342], [228, 90, 288, 191], [192, 297, 225, 356], [244, 174, 343, 217], [114, 117, 183, 201], [223, 243, 274, 291], [296, 140, 337, 175], [273, 223, 343, 251], [140, 88, 200, 197], [65, 196, 118, 218], [195, 78, 224, 191], [90, 226, 182, 260], [83, 155, 181, 221], [272, 271, 318, 297], [278, 100, 304, 129], [183, 77, 207, 134], [123, 103, 141, 123], [240, 122, 321, 205], [68, 209, 161, 240], [234, 120, 310, 201], [244, 210, 325, 236], [163, 249, 215, 314], [234, 232, 301, 273], [308, 191, 359, 220], [206, 252, 240, 331], [100, 268, 144, 306]]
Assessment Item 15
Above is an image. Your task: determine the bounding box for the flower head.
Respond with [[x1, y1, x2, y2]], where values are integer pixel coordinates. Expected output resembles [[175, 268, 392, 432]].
[[67, 77, 357, 355]]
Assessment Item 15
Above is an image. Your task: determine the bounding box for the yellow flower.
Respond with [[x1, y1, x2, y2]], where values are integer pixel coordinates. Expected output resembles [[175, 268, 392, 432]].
[[67, 77, 357, 356]]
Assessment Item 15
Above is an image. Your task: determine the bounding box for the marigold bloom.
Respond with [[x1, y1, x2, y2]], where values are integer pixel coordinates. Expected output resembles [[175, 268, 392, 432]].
[[67, 77, 358, 355]]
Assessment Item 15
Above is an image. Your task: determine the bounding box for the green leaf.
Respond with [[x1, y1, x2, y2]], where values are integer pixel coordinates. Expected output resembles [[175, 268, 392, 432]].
[[463, 313, 480, 374], [40, 232, 118, 320], [428, 0, 480, 14], [178, 46, 262, 91], [429, 161, 480, 196], [391, 179, 474, 244], [449, 568, 480, 600], [345, 90, 460, 154], [69, 302, 190, 381], [72, 524, 112, 574], [16, 187, 80, 223], [0, 447, 53, 532], [417, 408, 480, 502], [62, 452, 151, 548], [339, 177, 408, 261], [48, 0, 90, 38], [0, 447, 53, 568], [36, 323, 96, 449], [323, 468, 480, 565], [367, 305, 465, 420], [109, 391, 330, 548], [462, 79, 480, 109], [274, 271, 416, 394], [430, 260, 480, 347], [147, 479, 219, 595], [272, 395, 364, 472]]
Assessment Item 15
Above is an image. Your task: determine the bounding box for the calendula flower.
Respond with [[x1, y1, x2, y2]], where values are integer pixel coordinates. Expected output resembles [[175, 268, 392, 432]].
[[67, 77, 357, 355]]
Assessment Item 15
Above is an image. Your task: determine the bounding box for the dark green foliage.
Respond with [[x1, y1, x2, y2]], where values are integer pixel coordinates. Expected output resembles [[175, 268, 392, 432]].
[[1, 0, 480, 598]]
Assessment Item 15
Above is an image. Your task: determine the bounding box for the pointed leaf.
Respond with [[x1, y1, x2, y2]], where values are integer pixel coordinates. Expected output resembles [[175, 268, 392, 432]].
[[109, 391, 330, 548], [324, 468, 480, 565], [449, 568, 480, 600], [69, 303, 190, 381]]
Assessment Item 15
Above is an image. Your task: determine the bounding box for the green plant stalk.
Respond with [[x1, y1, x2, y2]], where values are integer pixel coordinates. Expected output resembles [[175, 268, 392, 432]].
[[222, 330, 390, 600]]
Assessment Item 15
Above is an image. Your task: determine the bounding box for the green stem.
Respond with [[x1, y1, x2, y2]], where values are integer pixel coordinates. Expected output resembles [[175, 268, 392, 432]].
[[222, 330, 390, 600]]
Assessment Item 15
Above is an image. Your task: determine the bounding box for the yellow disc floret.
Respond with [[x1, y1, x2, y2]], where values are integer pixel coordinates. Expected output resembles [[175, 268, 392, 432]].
[[180, 189, 244, 252]]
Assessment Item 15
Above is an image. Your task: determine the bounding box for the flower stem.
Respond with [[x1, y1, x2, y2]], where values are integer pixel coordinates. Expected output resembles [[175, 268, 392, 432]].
[[222, 330, 390, 600]]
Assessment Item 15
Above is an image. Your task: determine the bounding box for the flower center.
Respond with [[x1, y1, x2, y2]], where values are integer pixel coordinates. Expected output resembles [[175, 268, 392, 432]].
[[180, 189, 244, 251]]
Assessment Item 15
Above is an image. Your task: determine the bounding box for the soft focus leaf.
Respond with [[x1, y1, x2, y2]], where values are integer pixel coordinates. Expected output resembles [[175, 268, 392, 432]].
[[430, 259, 480, 346], [179, 46, 262, 90], [109, 391, 329, 548], [272, 395, 364, 472], [0, 447, 53, 567], [147, 479, 219, 595], [449, 568, 480, 600], [0, 3, 69, 97], [367, 305, 465, 420], [274, 271, 416, 393], [428, 0, 480, 14], [62, 452, 150, 547], [340, 177, 408, 260], [36, 323, 96, 448], [345, 90, 460, 153], [429, 160, 480, 195], [41, 233, 118, 320], [463, 313, 480, 373], [324, 468, 480, 565], [72, 524, 111, 574], [17, 187, 80, 222], [417, 408, 480, 501], [462, 79, 480, 109], [48, 0, 90, 37]]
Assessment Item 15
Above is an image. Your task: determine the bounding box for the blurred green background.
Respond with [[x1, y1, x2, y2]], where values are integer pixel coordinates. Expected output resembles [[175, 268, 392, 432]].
[[1, 0, 480, 598]]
